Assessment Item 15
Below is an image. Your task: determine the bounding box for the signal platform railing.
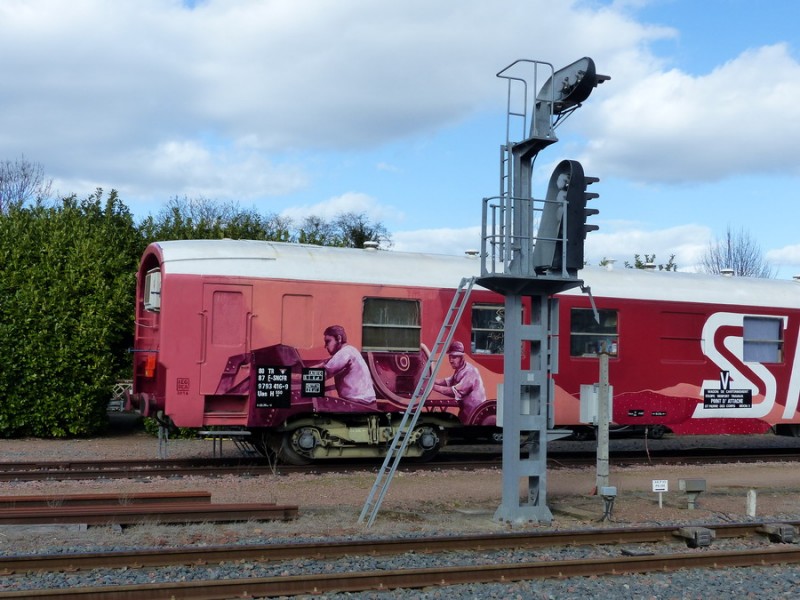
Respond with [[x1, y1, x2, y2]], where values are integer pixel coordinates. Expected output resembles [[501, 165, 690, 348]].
[[480, 193, 570, 281]]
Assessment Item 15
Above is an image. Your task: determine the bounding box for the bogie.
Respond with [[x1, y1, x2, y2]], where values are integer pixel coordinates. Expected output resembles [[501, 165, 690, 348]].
[[259, 416, 450, 465]]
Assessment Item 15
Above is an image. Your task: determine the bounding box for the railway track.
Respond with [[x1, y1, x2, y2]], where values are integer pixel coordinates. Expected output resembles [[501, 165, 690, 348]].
[[1, 521, 798, 598], [1, 446, 799, 482]]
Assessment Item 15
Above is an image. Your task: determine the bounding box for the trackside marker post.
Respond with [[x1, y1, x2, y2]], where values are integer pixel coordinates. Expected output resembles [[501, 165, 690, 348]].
[[747, 489, 757, 517], [652, 479, 668, 508]]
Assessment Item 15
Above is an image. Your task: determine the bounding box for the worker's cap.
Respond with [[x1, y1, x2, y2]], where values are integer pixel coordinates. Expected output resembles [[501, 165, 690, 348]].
[[447, 341, 465, 356]]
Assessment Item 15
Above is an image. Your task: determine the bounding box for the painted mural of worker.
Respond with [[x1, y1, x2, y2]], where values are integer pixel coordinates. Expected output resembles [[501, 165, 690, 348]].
[[432, 341, 487, 421], [321, 325, 377, 406]]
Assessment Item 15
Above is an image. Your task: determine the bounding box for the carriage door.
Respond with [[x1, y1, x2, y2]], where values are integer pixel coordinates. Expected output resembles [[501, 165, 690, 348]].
[[199, 283, 253, 397]]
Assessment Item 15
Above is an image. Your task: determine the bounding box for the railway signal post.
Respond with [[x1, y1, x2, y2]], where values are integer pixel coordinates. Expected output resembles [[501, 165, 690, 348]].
[[479, 57, 607, 524]]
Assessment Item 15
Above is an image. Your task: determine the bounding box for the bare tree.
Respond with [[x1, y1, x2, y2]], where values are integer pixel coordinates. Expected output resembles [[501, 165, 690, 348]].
[[701, 226, 773, 278], [0, 156, 53, 213]]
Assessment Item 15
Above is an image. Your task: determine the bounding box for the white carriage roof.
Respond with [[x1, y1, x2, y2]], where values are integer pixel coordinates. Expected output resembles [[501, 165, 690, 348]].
[[154, 239, 483, 289], [152, 239, 800, 310]]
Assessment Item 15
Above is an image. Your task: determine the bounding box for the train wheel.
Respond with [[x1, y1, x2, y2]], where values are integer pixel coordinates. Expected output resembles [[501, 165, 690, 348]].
[[279, 427, 318, 466], [648, 425, 667, 439], [413, 426, 445, 462]]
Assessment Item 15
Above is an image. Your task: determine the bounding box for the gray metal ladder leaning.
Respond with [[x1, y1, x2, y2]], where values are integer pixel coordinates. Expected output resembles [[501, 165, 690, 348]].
[[358, 276, 476, 527]]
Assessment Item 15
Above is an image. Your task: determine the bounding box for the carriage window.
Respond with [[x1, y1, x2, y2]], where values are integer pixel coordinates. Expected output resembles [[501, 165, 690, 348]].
[[570, 308, 619, 357], [472, 304, 504, 354], [743, 316, 783, 363], [362, 298, 421, 351]]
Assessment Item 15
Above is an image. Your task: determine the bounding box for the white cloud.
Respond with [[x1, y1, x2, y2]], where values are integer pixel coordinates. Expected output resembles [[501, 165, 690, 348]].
[[51, 139, 308, 210], [392, 226, 482, 256], [2, 0, 798, 240], [141, 140, 307, 199], [376, 162, 402, 173], [584, 44, 800, 183], [279, 191, 403, 223], [0, 0, 670, 202], [766, 245, 800, 272]]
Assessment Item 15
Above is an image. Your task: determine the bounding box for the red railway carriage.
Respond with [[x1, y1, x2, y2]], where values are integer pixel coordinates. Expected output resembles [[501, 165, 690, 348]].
[[128, 239, 800, 462], [557, 268, 800, 437]]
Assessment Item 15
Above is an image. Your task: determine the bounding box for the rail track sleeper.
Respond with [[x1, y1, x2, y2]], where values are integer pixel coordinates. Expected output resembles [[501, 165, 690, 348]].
[[673, 526, 716, 548], [756, 522, 797, 543]]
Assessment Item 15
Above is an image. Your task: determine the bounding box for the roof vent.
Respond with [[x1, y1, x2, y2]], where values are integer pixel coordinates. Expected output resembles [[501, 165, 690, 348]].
[[363, 241, 379, 252], [644, 263, 657, 271], [720, 268, 735, 277], [464, 249, 479, 258]]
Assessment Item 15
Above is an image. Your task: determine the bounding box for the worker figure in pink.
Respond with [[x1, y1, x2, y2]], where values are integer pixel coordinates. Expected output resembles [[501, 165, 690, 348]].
[[322, 325, 377, 406], [432, 341, 487, 422]]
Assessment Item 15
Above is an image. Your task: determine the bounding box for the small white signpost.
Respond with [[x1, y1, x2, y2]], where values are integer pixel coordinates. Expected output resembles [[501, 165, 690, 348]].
[[652, 479, 668, 508]]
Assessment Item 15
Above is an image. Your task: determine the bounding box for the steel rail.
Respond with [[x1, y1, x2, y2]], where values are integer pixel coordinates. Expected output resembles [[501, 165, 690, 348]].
[[0, 453, 504, 472], [0, 464, 285, 482], [0, 457, 266, 471], [0, 502, 298, 526], [1, 520, 795, 574], [2, 546, 800, 599], [0, 460, 504, 482]]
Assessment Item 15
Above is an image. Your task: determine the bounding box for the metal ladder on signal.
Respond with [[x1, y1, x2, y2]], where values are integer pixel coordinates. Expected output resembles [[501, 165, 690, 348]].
[[358, 276, 476, 527]]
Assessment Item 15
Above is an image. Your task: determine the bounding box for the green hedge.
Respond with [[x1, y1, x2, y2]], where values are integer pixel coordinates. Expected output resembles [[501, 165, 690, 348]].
[[0, 190, 140, 436]]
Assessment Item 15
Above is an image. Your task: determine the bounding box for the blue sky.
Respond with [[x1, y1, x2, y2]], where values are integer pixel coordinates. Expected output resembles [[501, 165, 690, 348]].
[[2, 0, 799, 277]]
